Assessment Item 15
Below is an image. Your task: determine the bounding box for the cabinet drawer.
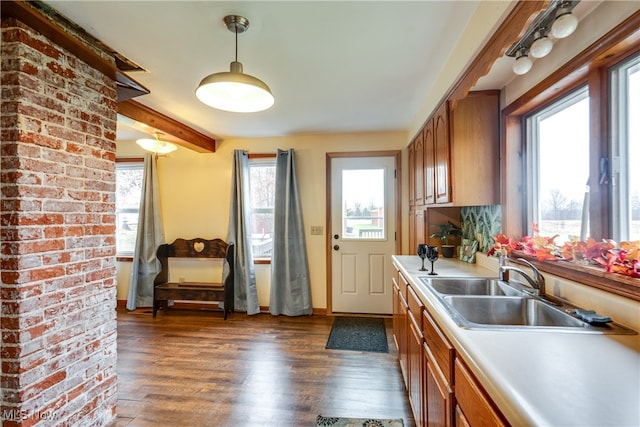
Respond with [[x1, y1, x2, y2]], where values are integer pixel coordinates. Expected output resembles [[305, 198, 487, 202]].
[[407, 285, 424, 328], [423, 309, 454, 384], [454, 358, 507, 427], [398, 271, 409, 298]]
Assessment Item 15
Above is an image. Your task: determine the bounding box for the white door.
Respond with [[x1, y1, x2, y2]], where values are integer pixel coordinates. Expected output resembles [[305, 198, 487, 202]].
[[330, 155, 397, 314]]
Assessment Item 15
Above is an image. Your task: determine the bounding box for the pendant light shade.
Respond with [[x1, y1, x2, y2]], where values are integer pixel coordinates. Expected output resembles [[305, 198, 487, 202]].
[[196, 15, 274, 113], [136, 132, 177, 155], [551, 3, 579, 39], [513, 49, 533, 75], [529, 31, 553, 58]]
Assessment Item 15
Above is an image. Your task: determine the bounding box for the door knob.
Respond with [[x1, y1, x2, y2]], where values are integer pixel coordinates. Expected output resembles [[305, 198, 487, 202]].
[[333, 245, 340, 251]]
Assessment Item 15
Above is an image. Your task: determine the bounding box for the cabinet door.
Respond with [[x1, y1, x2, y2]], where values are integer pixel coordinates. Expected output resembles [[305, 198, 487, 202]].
[[392, 278, 401, 352], [398, 291, 409, 387], [450, 91, 500, 206], [424, 343, 453, 427], [408, 142, 416, 206], [410, 208, 427, 252], [414, 131, 425, 206], [423, 119, 435, 205], [408, 314, 423, 427], [434, 102, 451, 204], [454, 358, 506, 427]]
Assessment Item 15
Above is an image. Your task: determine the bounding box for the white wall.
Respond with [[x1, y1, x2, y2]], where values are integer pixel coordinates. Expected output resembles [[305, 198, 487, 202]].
[[116, 130, 408, 310]]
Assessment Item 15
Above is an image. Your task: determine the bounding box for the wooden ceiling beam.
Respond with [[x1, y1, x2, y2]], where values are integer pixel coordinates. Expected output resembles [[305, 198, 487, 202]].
[[118, 99, 216, 153]]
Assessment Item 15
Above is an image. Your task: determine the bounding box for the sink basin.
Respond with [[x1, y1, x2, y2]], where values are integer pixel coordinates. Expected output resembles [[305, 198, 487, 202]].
[[443, 296, 585, 328], [420, 277, 523, 296]]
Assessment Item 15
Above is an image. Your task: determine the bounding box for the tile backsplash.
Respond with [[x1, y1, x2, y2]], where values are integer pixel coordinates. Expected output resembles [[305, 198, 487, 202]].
[[460, 205, 501, 252]]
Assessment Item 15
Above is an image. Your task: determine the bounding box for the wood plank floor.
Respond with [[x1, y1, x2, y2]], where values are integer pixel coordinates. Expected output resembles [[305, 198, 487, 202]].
[[113, 308, 415, 427]]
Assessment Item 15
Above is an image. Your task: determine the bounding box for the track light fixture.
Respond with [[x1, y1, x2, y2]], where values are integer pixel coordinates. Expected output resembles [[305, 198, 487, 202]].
[[506, 0, 580, 75], [196, 15, 274, 113]]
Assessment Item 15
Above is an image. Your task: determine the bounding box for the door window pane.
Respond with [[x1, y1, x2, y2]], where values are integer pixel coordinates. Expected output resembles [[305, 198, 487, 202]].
[[342, 169, 385, 239]]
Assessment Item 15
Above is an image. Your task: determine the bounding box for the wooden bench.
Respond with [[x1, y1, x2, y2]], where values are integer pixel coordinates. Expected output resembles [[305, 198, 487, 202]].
[[153, 238, 234, 319]]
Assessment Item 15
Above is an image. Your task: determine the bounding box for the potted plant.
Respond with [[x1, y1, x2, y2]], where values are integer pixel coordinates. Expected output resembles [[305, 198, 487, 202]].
[[430, 221, 462, 258]]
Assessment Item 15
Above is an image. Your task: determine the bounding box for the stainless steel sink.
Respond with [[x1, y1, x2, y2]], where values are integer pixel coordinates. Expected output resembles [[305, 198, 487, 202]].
[[419, 277, 523, 296], [417, 277, 635, 334], [443, 296, 584, 327]]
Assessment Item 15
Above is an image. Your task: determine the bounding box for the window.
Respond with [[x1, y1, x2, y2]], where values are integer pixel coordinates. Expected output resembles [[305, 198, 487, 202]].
[[611, 54, 640, 241], [115, 161, 143, 255], [248, 156, 276, 259], [526, 87, 590, 244]]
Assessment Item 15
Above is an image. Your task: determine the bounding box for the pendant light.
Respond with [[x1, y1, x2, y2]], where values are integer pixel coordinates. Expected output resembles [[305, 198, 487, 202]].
[[136, 132, 177, 155], [196, 15, 274, 113]]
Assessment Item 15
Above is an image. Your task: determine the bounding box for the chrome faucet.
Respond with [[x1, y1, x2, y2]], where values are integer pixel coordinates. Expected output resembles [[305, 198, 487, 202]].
[[498, 257, 546, 296]]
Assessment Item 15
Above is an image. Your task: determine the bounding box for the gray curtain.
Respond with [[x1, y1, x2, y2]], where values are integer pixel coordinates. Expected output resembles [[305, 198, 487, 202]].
[[126, 154, 165, 310], [227, 150, 260, 315], [270, 149, 312, 316]]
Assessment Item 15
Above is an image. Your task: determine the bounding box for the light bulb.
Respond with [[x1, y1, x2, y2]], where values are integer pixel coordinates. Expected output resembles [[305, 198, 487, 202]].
[[551, 10, 578, 39], [530, 34, 553, 58], [513, 54, 532, 75]]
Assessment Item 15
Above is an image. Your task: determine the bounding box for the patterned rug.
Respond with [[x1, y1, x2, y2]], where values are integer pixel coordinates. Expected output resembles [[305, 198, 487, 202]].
[[325, 316, 389, 353], [316, 415, 404, 427]]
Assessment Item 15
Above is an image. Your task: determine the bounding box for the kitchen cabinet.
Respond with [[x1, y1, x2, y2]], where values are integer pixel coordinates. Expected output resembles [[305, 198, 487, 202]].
[[433, 102, 451, 204], [454, 358, 507, 427], [407, 285, 425, 427], [423, 307, 454, 427], [393, 268, 409, 387], [407, 91, 499, 208]]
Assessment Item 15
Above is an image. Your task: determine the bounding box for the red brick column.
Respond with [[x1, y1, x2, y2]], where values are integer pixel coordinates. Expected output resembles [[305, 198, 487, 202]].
[[1, 17, 118, 427]]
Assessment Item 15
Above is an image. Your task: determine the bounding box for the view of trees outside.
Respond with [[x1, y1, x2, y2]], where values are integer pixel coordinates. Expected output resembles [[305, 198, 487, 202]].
[[249, 161, 275, 257], [342, 169, 385, 239], [115, 165, 143, 253], [537, 95, 590, 244]]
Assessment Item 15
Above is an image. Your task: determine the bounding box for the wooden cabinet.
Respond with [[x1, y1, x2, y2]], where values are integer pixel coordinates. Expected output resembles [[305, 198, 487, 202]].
[[414, 130, 425, 206], [408, 142, 416, 206], [423, 119, 435, 205], [433, 102, 451, 204], [454, 358, 507, 427], [423, 309, 455, 427], [394, 271, 410, 387], [407, 285, 425, 427], [424, 343, 454, 427], [449, 90, 500, 206]]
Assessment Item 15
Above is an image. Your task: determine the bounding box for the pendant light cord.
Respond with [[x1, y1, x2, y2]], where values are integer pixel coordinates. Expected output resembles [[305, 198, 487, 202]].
[[235, 26, 238, 62]]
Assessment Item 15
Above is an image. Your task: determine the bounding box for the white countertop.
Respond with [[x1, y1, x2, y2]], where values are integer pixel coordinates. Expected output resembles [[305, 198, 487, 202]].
[[393, 255, 640, 427]]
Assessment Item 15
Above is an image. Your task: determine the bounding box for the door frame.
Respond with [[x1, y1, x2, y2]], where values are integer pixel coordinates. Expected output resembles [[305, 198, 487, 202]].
[[325, 150, 402, 315]]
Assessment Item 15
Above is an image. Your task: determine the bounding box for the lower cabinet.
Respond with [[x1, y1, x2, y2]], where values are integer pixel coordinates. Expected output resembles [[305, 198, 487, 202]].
[[454, 358, 507, 427], [392, 266, 509, 427]]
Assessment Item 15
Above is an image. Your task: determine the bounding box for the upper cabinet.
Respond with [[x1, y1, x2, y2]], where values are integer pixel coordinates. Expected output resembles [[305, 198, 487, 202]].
[[449, 90, 500, 206], [408, 90, 500, 208]]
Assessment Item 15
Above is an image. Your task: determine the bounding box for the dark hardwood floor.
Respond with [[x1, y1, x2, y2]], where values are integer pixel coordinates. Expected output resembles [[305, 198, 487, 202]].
[[113, 308, 415, 427]]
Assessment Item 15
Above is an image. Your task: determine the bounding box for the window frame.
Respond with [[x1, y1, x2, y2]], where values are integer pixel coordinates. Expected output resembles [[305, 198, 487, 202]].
[[502, 15, 640, 301], [248, 153, 276, 264], [115, 157, 144, 261]]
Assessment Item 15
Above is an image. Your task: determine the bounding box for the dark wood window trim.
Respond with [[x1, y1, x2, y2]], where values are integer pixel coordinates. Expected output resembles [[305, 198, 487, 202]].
[[502, 12, 640, 301]]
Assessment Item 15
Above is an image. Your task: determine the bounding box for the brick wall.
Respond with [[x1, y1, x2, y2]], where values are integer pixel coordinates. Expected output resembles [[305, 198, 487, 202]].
[[1, 16, 118, 427]]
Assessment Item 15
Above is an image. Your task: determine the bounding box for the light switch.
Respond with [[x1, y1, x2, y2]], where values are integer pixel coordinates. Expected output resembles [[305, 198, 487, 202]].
[[310, 226, 323, 235]]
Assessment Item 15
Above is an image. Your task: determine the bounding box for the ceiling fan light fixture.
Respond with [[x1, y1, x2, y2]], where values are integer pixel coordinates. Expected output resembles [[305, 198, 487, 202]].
[[196, 15, 274, 113], [136, 132, 177, 154]]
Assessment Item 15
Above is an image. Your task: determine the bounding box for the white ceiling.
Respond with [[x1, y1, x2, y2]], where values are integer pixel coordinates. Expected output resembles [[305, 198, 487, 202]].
[[46, 1, 504, 142]]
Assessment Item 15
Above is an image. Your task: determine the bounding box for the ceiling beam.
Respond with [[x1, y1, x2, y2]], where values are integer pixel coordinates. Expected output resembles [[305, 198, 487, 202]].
[[118, 100, 216, 153]]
